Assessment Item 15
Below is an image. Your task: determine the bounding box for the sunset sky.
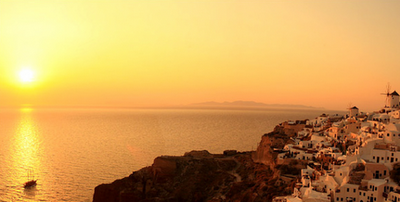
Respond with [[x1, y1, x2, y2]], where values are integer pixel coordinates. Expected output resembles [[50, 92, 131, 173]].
[[1, 0, 400, 111]]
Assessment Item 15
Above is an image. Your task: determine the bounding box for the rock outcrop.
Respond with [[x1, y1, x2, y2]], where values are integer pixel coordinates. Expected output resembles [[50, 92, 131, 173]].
[[252, 135, 275, 169], [93, 123, 305, 202], [252, 123, 299, 169]]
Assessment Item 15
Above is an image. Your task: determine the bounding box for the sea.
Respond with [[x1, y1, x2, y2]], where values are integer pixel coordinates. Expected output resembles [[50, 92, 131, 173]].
[[0, 107, 343, 202]]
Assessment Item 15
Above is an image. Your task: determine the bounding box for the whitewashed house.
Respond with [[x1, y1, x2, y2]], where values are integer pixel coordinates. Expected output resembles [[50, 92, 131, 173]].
[[350, 107, 360, 118], [334, 183, 359, 202]]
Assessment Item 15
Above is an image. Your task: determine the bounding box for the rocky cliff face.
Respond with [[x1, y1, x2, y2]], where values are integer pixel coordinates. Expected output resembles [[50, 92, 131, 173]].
[[252, 124, 298, 169], [93, 123, 304, 202], [252, 135, 275, 168]]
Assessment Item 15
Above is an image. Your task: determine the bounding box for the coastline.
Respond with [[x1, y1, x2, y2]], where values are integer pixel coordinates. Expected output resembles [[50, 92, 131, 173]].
[[92, 120, 307, 202]]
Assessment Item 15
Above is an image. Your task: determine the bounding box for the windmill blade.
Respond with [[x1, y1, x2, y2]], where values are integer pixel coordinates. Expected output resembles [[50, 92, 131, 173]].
[[347, 103, 352, 110], [379, 83, 392, 107]]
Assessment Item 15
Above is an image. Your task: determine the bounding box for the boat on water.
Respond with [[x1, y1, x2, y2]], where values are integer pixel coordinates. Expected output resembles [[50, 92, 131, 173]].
[[24, 170, 37, 189], [24, 180, 37, 188]]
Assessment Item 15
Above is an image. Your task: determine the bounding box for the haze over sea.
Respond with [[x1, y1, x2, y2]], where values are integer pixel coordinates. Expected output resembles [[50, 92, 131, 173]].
[[0, 108, 343, 201]]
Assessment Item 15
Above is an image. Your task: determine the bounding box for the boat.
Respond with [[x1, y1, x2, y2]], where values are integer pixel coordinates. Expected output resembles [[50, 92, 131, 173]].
[[24, 170, 37, 189], [24, 180, 37, 188]]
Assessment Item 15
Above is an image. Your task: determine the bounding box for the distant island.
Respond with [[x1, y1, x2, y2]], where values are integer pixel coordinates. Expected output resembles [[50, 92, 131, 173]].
[[190, 101, 322, 109]]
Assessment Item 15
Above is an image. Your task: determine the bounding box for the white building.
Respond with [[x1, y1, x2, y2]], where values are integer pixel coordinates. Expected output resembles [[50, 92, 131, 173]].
[[334, 183, 359, 202], [350, 107, 360, 118], [387, 91, 400, 109]]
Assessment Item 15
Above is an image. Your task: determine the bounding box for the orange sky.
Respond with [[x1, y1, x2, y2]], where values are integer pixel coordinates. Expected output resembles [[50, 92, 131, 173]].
[[1, 1, 400, 111]]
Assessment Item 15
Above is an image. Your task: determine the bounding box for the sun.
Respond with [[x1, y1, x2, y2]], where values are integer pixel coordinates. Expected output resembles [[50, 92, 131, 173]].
[[18, 69, 35, 83]]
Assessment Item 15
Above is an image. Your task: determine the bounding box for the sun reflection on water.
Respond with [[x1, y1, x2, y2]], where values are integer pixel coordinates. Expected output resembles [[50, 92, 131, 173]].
[[5, 108, 43, 201]]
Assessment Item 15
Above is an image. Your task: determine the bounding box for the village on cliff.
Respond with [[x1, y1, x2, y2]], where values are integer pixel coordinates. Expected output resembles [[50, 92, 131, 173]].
[[273, 90, 400, 202]]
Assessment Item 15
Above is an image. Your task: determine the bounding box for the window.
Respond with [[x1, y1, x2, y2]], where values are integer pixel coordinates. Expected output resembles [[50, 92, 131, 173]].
[[341, 198, 343, 201], [373, 156, 375, 159], [347, 188, 349, 192], [337, 198, 339, 201], [382, 157, 384, 160], [364, 193, 366, 196], [392, 153, 394, 156], [354, 189, 356, 193]]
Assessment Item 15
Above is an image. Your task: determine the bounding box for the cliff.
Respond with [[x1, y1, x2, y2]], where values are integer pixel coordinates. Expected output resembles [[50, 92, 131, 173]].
[[93, 122, 306, 202], [252, 123, 299, 168]]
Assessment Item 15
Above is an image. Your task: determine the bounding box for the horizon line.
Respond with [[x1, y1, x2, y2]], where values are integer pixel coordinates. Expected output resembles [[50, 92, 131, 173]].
[[0, 105, 347, 112]]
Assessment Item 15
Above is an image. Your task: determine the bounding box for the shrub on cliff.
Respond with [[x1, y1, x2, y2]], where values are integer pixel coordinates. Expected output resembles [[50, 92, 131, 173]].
[[276, 164, 301, 175]]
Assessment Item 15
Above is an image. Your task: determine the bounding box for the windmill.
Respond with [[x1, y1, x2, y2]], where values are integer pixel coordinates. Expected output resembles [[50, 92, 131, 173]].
[[381, 83, 391, 108], [347, 103, 359, 117], [345, 103, 353, 118]]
